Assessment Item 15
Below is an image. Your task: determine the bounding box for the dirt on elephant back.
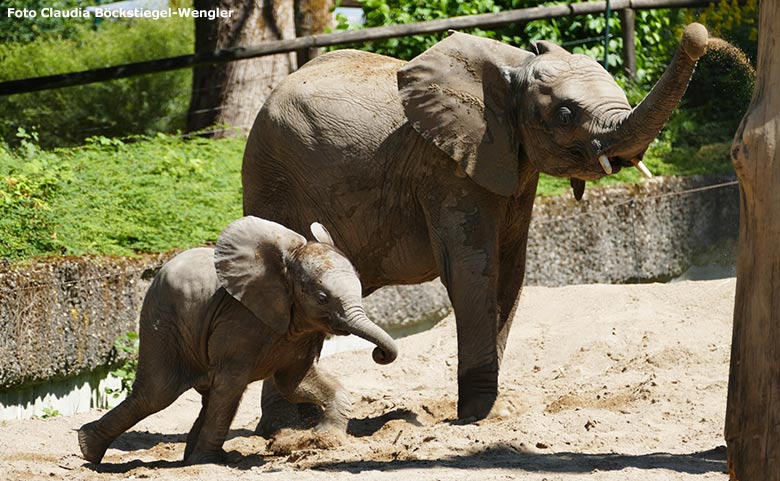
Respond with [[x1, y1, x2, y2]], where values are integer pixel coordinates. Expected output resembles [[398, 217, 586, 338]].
[[0, 279, 733, 480]]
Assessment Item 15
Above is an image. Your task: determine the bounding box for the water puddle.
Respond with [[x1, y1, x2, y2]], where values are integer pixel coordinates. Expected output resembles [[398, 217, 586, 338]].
[[670, 263, 736, 282]]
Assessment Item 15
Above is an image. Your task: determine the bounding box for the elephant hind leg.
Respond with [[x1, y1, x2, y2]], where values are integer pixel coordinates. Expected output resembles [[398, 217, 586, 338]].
[[184, 390, 209, 460], [78, 383, 187, 464]]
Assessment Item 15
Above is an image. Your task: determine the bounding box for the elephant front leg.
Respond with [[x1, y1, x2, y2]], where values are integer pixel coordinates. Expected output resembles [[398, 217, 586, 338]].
[[290, 366, 351, 434], [256, 377, 322, 438], [450, 256, 501, 421], [185, 370, 247, 465], [427, 198, 502, 421], [267, 364, 351, 453]]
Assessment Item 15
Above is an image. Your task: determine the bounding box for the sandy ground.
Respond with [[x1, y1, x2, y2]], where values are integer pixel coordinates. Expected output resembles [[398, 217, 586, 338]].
[[0, 279, 735, 480]]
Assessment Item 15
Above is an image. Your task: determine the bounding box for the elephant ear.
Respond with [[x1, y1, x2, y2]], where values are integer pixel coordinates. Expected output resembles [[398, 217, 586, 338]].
[[214, 216, 306, 333], [530, 40, 569, 57], [397, 31, 534, 197]]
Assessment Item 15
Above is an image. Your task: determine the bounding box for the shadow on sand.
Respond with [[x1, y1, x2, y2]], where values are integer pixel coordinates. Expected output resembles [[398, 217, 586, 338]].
[[82, 427, 266, 473], [81, 412, 727, 476], [310, 444, 727, 475]]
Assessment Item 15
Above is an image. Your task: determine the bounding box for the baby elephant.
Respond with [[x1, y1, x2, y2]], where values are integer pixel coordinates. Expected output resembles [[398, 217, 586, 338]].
[[78, 216, 397, 464]]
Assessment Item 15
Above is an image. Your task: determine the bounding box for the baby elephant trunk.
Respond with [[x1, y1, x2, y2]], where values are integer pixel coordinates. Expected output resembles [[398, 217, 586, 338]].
[[341, 305, 398, 364]]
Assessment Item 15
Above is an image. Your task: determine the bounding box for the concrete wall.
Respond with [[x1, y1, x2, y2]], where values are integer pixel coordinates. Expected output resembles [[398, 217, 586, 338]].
[[0, 175, 739, 417]]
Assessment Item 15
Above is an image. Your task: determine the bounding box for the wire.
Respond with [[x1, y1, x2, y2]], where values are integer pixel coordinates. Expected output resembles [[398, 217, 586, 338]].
[[0, 179, 739, 294], [533, 180, 738, 226]]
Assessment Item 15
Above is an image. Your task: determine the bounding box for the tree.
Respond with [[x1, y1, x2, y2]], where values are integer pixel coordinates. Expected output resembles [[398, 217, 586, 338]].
[[293, 0, 334, 66], [186, 0, 332, 136], [725, 1, 780, 479]]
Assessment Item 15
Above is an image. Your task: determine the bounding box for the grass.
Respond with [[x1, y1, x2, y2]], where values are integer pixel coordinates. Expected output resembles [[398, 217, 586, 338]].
[[0, 125, 734, 262], [0, 132, 245, 260]]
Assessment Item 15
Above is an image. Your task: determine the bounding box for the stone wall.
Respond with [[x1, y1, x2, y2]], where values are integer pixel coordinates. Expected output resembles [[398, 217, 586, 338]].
[[0, 255, 166, 390], [526, 174, 739, 285], [0, 175, 739, 393], [363, 175, 739, 331]]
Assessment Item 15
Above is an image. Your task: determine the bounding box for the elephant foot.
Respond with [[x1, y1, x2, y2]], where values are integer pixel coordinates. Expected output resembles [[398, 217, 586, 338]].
[[267, 428, 344, 455], [457, 370, 498, 421], [184, 447, 228, 465], [456, 394, 497, 422], [256, 401, 322, 438], [77, 421, 110, 464], [452, 397, 513, 425], [313, 418, 348, 436]]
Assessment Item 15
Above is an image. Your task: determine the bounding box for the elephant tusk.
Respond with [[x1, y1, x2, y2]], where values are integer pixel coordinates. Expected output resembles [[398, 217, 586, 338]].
[[598, 154, 613, 175], [632, 159, 653, 179]]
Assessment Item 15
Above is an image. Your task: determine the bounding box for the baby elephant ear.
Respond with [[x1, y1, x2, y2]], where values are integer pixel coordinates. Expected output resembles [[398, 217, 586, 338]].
[[530, 40, 569, 56], [397, 32, 534, 197], [214, 216, 306, 333], [310, 222, 334, 246]]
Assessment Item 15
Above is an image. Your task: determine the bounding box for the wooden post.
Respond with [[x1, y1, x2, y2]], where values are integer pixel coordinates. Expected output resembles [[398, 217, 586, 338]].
[[725, 1, 780, 479], [620, 8, 636, 78]]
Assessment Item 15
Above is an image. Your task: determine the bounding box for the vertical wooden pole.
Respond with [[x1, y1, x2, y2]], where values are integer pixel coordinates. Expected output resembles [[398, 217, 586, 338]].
[[620, 8, 636, 78], [725, 1, 780, 479], [603, 0, 611, 68]]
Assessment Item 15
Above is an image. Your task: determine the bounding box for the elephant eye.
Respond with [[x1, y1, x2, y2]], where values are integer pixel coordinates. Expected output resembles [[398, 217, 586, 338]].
[[556, 106, 574, 126], [316, 291, 329, 305]]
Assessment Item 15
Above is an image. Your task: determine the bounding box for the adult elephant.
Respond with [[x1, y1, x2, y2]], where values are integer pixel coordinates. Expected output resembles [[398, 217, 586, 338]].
[[243, 24, 709, 420]]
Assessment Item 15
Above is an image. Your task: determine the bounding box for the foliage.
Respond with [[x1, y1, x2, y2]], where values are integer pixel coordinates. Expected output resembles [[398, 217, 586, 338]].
[[39, 406, 62, 419], [686, 0, 758, 61], [0, 132, 245, 260], [105, 331, 139, 398], [0, 0, 96, 43], [0, 15, 194, 148], [335, 0, 687, 91], [0, 128, 70, 258], [680, 0, 757, 137], [0, 0, 193, 44]]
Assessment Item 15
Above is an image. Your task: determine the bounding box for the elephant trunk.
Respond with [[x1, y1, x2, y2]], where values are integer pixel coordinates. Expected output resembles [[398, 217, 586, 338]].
[[339, 304, 398, 365], [603, 23, 708, 165]]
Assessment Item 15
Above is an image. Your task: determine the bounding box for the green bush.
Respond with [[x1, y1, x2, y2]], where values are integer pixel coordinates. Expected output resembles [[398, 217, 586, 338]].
[[105, 331, 139, 398], [0, 132, 245, 260], [0, 16, 194, 148], [687, 0, 758, 61]]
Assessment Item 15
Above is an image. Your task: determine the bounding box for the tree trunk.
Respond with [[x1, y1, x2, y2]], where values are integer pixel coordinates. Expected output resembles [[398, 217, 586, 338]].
[[725, 1, 780, 479], [294, 0, 334, 67], [186, 0, 297, 136], [619, 8, 636, 78]]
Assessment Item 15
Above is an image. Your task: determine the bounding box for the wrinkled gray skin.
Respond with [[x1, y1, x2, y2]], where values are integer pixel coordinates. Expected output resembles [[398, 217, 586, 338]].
[[243, 25, 709, 421], [77, 216, 397, 465]]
